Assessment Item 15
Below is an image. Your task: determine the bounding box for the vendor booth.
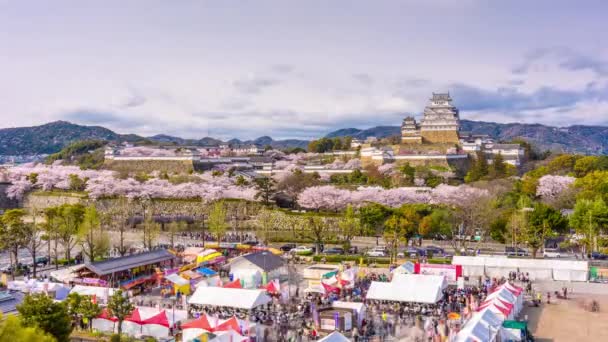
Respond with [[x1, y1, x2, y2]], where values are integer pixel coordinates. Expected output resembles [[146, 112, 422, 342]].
[[366, 274, 447, 304], [228, 252, 286, 289], [7, 280, 70, 300], [75, 249, 176, 290], [318, 308, 354, 332], [70, 285, 120, 305], [166, 273, 191, 295], [318, 331, 351, 342], [332, 301, 366, 328], [452, 256, 588, 281], [189, 287, 272, 310]]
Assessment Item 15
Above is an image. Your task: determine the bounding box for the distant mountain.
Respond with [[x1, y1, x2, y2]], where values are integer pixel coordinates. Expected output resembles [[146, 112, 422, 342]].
[[0, 121, 308, 156], [0, 121, 141, 155], [1, 119, 606, 156], [325, 120, 608, 154]]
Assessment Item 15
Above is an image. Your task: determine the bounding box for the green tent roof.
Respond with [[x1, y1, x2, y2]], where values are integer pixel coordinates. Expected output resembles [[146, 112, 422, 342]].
[[503, 320, 527, 330]]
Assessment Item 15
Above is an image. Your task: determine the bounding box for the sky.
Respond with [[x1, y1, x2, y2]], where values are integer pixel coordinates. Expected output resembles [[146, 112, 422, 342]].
[[1, 0, 607, 140]]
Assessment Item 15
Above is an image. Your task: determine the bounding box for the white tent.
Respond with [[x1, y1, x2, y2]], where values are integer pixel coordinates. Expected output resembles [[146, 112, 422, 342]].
[[50, 264, 86, 283], [137, 306, 188, 327], [455, 310, 502, 342], [452, 256, 588, 282], [210, 330, 249, 342], [366, 274, 447, 304], [332, 301, 366, 327], [319, 331, 351, 342], [166, 273, 190, 286], [189, 287, 272, 309], [70, 285, 119, 304]]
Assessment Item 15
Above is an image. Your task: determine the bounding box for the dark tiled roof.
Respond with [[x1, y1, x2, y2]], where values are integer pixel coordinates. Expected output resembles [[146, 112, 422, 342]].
[[84, 249, 175, 276], [239, 252, 285, 272]]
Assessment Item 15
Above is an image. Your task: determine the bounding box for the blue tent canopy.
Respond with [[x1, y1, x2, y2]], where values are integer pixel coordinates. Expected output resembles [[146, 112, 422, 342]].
[[196, 267, 217, 276]]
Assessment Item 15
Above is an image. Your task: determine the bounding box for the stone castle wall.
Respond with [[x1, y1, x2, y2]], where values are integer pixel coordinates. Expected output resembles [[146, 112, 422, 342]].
[[103, 159, 194, 174], [421, 130, 460, 144]]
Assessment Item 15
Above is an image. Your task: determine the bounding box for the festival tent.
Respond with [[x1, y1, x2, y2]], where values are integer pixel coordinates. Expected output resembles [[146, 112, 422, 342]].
[[263, 279, 280, 294], [455, 311, 501, 342], [70, 285, 119, 304], [141, 310, 170, 338], [196, 267, 218, 276], [182, 316, 214, 342], [223, 279, 243, 289], [452, 256, 588, 281], [332, 301, 366, 328], [49, 264, 86, 283], [209, 330, 249, 342], [92, 308, 118, 333], [121, 308, 143, 336], [477, 300, 513, 319], [7, 280, 70, 299], [137, 306, 188, 328], [183, 247, 206, 263], [197, 250, 223, 264], [366, 274, 447, 304], [166, 273, 191, 295], [486, 287, 521, 316], [189, 287, 272, 309], [318, 331, 351, 342]]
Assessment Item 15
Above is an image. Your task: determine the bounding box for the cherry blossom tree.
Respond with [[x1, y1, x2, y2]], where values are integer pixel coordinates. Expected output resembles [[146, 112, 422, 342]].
[[536, 175, 575, 200]]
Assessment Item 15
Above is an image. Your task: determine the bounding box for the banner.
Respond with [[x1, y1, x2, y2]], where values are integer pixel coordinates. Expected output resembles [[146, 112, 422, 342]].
[[416, 263, 463, 281]]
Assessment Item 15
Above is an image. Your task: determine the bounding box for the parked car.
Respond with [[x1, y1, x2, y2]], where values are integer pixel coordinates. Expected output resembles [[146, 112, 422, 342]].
[[424, 246, 445, 257], [348, 246, 359, 254], [543, 248, 561, 258], [406, 247, 426, 258], [291, 246, 313, 254], [243, 240, 259, 246], [324, 247, 345, 255], [505, 246, 529, 257], [279, 243, 296, 252], [591, 252, 608, 260], [367, 247, 387, 257], [28, 256, 49, 267]]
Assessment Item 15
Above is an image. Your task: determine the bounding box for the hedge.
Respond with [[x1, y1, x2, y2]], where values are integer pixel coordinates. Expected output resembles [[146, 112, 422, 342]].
[[311, 255, 451, 265]]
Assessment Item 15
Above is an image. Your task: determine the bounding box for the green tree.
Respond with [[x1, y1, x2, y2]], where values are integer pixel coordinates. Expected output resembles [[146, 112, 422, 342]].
[[56, 204, 85, 262], [79, 205, 109, 262], [570, 197, 608, 253], [0, 314, 55, 342], [78, 296, 102, 331], [383, 214, 409, 263], [107, 290, 134, 337], [167, 220, 188, 248], [300, 215, 332, 255], [27, 172, 39, 185], [488, 152, 507, 179], [17, 293, 72, 342], [574, 170, 608, 203], [208, 201, 228, 242], [235, 175, 249, 187], [68, 174, 87, 191], [524, 202, 568, 257], [254, 177, 276, 206], [359, 203, 392, 236], [254, 208, 277, 245], [465, 151, 489, 183], [43, 207, 62, 269], [0, 209, 29, 279], [338, 205, 361, 251]]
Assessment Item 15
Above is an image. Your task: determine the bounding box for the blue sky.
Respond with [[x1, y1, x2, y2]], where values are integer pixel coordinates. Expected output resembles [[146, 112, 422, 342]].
[[0, 0, 607, 139]]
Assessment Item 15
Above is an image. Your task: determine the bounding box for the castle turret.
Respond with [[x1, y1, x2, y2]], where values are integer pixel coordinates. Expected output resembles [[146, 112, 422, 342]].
[[401, 116, 422, 144]]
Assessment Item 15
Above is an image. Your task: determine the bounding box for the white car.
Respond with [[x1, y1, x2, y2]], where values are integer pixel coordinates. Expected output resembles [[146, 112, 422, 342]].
[[291, 246, 313, 254], [367, 247, 387, 257], [543, 248, 561, 258]]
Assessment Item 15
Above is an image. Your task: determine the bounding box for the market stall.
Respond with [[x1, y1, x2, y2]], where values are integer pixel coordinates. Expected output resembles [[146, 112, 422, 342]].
[[75, 249, 176, 291], [69, 285, 120, 305], [189, 287, 272, 310], [228, 251, 286, 289], [318, 331, 351, 342], [366, 274, 447, 304], [166, 273, 191, 295]]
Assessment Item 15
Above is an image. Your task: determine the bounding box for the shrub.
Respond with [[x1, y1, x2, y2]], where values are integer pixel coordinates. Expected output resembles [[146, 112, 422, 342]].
[[295, 251, 313, 256]]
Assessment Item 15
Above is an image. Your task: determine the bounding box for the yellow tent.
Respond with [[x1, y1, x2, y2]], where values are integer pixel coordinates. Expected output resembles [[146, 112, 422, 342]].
[[196, 252, 222, 264], [166, 273, 191, 295]]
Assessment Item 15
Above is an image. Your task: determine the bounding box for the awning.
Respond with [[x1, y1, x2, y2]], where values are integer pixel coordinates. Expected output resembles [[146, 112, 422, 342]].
[[196, 268, 217, 276], [188, 287, 271, 309]]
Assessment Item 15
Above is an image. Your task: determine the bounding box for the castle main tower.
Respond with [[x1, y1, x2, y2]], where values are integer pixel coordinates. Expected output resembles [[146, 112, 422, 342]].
[[419, 93, 460, 144]]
